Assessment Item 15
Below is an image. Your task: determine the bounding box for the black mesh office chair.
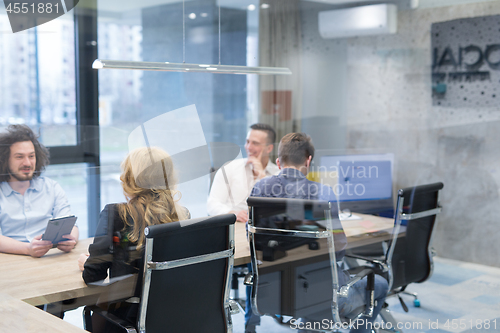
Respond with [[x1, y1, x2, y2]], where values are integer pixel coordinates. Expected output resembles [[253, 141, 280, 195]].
[[84, 214, 239, 333], [348, 182, 443, 321], [246, 197, 378, 331]]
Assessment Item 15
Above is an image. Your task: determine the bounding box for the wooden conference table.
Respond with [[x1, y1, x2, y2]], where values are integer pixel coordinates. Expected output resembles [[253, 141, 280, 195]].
[[0, 213, 394, 332]]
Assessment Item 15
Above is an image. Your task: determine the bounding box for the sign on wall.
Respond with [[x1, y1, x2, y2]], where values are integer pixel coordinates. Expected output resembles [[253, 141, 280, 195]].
[[431, 15, 500, 107]]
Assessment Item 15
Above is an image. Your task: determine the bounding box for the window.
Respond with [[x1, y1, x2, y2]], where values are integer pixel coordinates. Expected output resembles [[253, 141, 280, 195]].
[[0, 14, 77, 146], [0, 4, 100, 236]]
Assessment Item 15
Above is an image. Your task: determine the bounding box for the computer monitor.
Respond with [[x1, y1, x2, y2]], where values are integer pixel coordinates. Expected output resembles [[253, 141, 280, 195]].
[[319, 153, 395, 216]]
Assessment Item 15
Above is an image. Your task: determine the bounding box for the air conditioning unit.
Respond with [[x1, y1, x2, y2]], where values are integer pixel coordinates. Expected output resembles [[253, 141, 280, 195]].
[[318, 3, 397, 39]]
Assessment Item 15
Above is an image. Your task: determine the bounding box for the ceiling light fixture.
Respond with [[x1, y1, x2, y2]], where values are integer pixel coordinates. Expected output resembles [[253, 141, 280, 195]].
[[92, 60, 291, 75], [92, 0, 290, 76]]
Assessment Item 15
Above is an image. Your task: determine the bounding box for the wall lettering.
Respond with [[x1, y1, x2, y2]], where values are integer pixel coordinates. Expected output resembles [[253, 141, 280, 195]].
[[431, 15, 500, 107]]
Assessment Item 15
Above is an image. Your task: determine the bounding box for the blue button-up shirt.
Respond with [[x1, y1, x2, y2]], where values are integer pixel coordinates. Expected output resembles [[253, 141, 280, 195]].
[[250, 168, 337, 201], [0, 177, 72, 242], [250, 168, 350, 284]]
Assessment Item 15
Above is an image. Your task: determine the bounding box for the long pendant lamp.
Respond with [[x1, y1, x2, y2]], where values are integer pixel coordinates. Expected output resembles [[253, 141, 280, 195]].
[[92, 60, 291, 75], [92, 2, 291, 76]]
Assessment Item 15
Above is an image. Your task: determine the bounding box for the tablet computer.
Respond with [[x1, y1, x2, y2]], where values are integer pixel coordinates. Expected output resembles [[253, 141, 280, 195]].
[[42, 215, 77, 244]]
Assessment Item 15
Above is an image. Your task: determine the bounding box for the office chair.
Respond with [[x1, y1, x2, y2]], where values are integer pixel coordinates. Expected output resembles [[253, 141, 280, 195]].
[[84, 214, 239, 333], [246, 197, 378, 331], [347, 182, 443, 322]]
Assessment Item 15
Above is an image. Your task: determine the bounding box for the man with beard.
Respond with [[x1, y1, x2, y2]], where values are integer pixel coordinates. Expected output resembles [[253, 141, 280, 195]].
[[208, 123, 279, 222], [0, 124, 78, 257], [207, 123, 279, 333]]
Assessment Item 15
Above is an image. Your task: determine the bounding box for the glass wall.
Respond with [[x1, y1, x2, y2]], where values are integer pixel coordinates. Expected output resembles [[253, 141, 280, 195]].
[[1, 0, 499, 266], [1, 0, 500, 330], [94, 0, 499, 267], [45, 163, 89, 237], [97, 0, 259, 217]]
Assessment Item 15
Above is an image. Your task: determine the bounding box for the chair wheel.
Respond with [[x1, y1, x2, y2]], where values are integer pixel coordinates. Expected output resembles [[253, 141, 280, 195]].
[[414, 299, 420, 307]]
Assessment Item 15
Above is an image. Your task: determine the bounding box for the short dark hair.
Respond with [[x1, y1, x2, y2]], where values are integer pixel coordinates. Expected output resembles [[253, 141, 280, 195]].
[[278, 133, 315, 167], [0, 124, 50, 182], [250, 123, 276, 145]]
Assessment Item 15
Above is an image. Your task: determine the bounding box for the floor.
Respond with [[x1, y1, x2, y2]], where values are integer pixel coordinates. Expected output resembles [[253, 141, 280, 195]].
[[63, 256, 500, 332]]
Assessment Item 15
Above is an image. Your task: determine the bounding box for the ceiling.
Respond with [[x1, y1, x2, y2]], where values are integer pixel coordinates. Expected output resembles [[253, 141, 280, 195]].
[[94, 0, 499, 15]]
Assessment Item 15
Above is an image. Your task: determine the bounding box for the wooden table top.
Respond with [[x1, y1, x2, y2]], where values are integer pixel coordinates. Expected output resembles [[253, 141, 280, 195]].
[[0, 216, 394, 305], [342, 213, 398, 248], [0, 293, 87, 333], [0, 238, 96, 306], [234, 221, 250, 266]]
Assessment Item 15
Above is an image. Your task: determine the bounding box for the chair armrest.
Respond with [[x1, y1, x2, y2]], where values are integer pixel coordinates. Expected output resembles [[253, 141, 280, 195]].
[[243, 273, 254, 286], [339, 268, 373, 298], [85, 305, 137, 333], [344, 254, 388, 272], [228, 300, 240, 315]]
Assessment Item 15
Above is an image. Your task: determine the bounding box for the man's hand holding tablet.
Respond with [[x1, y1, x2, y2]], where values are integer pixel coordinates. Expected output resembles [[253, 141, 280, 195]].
[[27, 235, 53, 258], [41, 215, 79, 253], [57, 232, 78, 253]]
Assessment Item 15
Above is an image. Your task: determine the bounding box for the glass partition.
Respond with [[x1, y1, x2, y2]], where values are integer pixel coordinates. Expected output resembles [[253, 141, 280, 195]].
[[96, 0, 261, 218], [1, 0, 500, 331], [248, 197, 344, 325], [44, 163, 89, 238]]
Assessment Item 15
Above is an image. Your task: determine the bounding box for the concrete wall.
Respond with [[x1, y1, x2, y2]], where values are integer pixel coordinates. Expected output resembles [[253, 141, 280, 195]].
[[300, 2, 347, 152], [300, 1, 500, 267]]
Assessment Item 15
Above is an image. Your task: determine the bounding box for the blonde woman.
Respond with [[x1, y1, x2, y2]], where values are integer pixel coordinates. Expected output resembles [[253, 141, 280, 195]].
[[79, 146, 189, 282]]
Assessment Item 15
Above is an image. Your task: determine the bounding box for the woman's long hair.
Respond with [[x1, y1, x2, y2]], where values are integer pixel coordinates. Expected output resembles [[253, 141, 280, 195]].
[[118, 147, 187, 249]]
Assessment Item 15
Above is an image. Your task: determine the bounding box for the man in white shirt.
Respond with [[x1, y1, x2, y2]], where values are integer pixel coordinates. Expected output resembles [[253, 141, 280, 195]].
[[207, 123, 279, 333], [207, 123, 279, 222]]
